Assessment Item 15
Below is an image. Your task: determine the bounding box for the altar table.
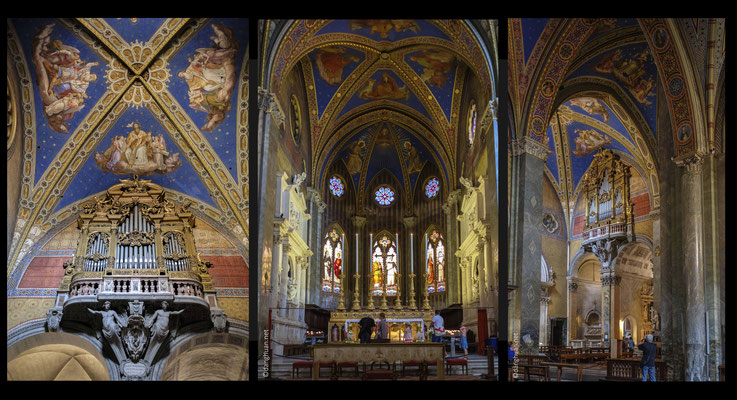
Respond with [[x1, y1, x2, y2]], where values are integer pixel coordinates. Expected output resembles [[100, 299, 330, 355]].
[[310, 342, 445, 380]]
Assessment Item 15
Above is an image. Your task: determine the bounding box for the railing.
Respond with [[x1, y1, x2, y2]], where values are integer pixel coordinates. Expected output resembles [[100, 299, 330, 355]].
[[69, 281, 100, 297], [582, 222, 629, 241], [171, 281, 204, 298], [605, 358, 667, 381]]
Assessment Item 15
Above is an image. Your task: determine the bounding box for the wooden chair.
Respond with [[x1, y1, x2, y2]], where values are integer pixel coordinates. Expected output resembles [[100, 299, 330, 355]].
[[337, 361, 359, 378], [292, 361, 313, 378], [446, 358, 468, 375], [363, 361, 396, 380], [401, 360, 422, 378]]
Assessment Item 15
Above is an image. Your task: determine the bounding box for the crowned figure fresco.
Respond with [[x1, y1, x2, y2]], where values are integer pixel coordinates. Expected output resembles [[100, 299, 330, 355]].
[[94, 122, 181, 175], [31, 23, 100, 134]]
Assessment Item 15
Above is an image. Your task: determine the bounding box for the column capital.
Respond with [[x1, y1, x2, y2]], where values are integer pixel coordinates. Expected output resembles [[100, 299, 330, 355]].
[[674, 153, 704, 175], [585, 237, 622, 270], [351, 215, 367, 229], [510, 136, 551, 161], [402, 216, 417, 230], [601, 273, 621, 286], [305, 186, 327, 212], [257, 87, 285, 129]]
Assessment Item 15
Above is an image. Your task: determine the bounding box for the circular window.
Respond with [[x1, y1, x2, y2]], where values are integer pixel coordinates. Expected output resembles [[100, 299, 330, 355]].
[[375, 186, 395, 206], [467, 101, 477, 145], [425, 177, 440, 198], [329, 176, 344, 197]]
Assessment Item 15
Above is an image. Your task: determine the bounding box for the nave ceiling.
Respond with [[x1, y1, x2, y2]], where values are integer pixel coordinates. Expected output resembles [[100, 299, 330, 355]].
[[7, 18, 250, 277], [262, 19, 497, 199], [510, 18, 726, 220]]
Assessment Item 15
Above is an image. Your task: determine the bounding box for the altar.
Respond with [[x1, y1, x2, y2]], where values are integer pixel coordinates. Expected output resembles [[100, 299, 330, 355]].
[[310, 342, 445, 380], [327, 310, 434, 343]]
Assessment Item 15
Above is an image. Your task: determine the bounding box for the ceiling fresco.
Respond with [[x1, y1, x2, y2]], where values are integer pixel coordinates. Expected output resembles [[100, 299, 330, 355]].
[[565, 41, 658, 139], [513, 18, 663, 214], [13, 19, 109, 184], [102, 18, 169, 45], [544, 94, 658, 210], [269, 19, 495, 190], [520, 18, 550, 64], [7, 18, 249, 275], [54, 107, 216, 213], [320, 121, 447, 202]]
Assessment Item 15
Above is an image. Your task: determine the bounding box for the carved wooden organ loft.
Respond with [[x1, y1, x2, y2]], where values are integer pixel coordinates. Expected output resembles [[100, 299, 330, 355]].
[[580, 149, 635, 246], [53, 177, 223, 332]]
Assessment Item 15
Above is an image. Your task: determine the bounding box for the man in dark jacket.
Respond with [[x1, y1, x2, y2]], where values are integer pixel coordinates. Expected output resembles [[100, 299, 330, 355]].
[[358, 316, 375, 344], [638, 334, 658, 381]]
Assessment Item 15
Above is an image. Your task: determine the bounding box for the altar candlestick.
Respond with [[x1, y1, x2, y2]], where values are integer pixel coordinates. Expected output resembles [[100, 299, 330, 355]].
[[411, 233, 414, 274], [355, 233, 359, 274]]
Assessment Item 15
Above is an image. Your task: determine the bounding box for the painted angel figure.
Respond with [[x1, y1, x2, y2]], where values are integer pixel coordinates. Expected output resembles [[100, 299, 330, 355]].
[[178, 23, 238, 132], [31, 23, 99, 134]]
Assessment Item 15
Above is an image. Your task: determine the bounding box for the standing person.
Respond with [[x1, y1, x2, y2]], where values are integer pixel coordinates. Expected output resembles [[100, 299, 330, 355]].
[[628, 336, 635, 353], [459, 326, 469, 359], [375, 312, 389, 341], [403, 323, 413, 343], [358, 315, 375, 344], [431, 310, 445, 343], [638, 334, 658, 381]]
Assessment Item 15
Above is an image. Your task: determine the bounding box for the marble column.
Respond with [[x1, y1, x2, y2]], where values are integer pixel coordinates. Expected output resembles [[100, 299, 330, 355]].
[[588, 238, 622, 348], [601, 272, 621, 347], [278, 241, 291, 318], [305, 187, 326, 306], [510, 137, 548, 355], [298, 256, 308, 321], [540, 290, 550, 346], [271, 230, 283, 314], [567, 280, 578, 343], [675, 154, 707, 381], [443, 190, 462, 305]]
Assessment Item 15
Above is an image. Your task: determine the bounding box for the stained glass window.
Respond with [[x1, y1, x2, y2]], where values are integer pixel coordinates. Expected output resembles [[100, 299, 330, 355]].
[[468, 102, 477, 145], [322, 228, 343, 293], [425, 177, 440, 198], [375, 186, 395, 206], [329, 176, 344, 197], [371, 234, 398, 296], [425, 229, 446, 293]]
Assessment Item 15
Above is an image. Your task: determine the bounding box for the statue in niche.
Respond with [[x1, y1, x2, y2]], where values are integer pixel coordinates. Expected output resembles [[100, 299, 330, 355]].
[[178, 23, 238, 132]]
